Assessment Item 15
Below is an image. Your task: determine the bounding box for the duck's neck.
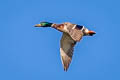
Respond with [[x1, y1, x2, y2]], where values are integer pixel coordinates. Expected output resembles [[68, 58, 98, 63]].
[[51, 23, 58, 28]]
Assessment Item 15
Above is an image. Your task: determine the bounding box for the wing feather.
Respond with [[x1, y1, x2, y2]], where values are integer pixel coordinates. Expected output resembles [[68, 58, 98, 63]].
[[69, 28, 83, 42], [63, 22, 83, 42], [60, 33, 76, 71]]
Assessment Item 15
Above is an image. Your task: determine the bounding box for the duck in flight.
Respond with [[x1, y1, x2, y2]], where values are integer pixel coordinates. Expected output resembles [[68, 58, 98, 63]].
[[34, 22, 96, 71]]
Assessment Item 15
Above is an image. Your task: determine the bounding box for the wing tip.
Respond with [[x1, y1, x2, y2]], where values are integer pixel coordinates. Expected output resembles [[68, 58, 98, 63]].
[[61, 56, 71, 72], [64, 67, 68, 72]]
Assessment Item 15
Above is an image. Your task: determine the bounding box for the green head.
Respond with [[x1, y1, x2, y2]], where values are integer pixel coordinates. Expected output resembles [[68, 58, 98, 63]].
[[34, 22, 53, 27]]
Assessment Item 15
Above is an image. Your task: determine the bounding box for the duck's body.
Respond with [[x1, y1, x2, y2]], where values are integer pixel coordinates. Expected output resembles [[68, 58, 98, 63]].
[[52, 22, 84, 41], [35, 22, 96, 71]]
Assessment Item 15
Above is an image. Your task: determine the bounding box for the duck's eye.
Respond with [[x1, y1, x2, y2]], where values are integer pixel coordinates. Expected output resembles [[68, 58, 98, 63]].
[[76, 25, 83, 29]]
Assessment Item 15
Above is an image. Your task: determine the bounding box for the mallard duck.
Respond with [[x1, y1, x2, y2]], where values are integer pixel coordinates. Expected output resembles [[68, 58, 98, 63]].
[[34, 22, 96, 71]]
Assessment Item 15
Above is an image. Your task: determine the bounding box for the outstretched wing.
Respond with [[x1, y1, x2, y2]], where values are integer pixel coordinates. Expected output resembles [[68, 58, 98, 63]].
[[60, 33, 76, 71]]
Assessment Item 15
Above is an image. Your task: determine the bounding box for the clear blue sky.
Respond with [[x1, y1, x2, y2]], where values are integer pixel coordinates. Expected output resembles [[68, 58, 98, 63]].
[[0, 0, 120, 80]]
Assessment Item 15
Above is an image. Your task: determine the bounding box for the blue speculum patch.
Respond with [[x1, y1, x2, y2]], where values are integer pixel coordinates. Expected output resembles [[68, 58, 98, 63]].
[[76, 25, 83, 30]]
